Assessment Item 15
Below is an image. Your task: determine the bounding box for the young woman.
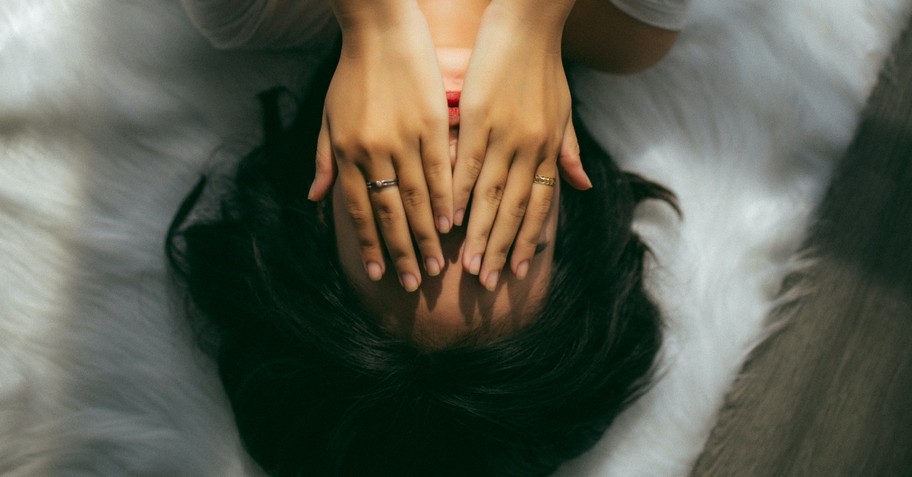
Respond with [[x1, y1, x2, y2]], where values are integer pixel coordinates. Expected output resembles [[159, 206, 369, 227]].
[[182, 0, 684, 293], [168, 1, 683, 475]]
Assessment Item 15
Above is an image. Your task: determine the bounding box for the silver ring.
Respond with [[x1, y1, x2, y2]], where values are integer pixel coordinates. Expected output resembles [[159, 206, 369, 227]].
[[366, 178, 399, 190]]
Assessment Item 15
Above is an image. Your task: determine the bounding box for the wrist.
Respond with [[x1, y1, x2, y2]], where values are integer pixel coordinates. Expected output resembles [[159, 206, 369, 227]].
[[488, 0, 576, 27], [332, 1, 428, 56], [483, 0, 576, 50], [330, 0, 420, 34]]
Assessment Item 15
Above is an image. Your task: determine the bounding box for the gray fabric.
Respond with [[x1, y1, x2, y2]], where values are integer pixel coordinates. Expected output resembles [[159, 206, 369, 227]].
[[608, 0, 690, 30], [181, 0, 689, 51], [180, 0, 335, 49]]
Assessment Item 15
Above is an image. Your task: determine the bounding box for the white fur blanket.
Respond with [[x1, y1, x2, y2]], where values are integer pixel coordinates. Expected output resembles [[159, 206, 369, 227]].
[[1, 0, 909, 475]]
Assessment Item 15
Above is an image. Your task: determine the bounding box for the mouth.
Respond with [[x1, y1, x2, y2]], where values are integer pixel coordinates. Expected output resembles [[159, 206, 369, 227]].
[[446, 90, 460, 126]]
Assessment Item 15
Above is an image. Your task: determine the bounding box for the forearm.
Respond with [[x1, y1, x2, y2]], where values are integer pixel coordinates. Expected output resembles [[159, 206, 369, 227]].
[[483, 0, 577, 52], [329, 0, 433, 56], [563, 0, 683, 73]]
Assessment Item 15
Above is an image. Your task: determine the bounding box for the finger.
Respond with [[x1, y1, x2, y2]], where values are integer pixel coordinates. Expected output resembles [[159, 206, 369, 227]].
[[557, 119, 592, 191], [421, 124, 454, 234], [477, 157, 539, 291], [510, 161, 558, 281], [460, 143, 512, 277], [452, 120, 489, 227], [364, 161, 424, 292], [393, 150, 445, 278], [338, 163, 386, 283], [308, 112, 338, 201]]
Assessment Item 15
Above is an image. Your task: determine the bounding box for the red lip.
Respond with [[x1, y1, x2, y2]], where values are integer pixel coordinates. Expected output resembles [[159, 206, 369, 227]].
[[446, 91, 460, 126]]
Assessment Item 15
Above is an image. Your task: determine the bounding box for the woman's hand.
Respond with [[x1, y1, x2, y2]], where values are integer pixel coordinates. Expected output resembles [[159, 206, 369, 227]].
[[309, 1, 451, 292], [454, 0, 590, 291]]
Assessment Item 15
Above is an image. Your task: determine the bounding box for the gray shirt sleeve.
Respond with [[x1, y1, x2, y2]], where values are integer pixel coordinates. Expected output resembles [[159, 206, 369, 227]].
[[608, 0, 690, 30], [182, 0, 687, 50], [180, 0, 336, 49]]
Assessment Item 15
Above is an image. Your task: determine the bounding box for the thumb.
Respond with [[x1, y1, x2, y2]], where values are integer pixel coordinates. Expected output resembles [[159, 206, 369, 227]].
[[308, 111, 337, 201], [558, 119, 592, 190]]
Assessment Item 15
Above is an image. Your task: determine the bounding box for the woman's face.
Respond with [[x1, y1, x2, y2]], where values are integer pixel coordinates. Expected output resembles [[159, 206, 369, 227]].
[[333, 45, 560, 348]]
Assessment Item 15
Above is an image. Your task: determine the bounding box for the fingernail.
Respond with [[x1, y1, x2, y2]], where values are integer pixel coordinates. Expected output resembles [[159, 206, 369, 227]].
[[585, 176, 593, 189], [366, 262, 383, 281], [454, 208, 465, 226], [400, 273, 420, 292], [485, 270, 499, 291], [516, 260, 530, 280], [426, 257, 441, 277], [468, 255, 482, 275], [437, 215, 451, 233]]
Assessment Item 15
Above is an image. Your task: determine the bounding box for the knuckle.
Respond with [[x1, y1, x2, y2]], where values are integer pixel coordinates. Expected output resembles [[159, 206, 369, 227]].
[[523, 122, 551, 147], [428, 186, 449, 203], [423, 158, 448, 179], [488, 235, 511, 256], [508, 199, 529, 221], [488, 256, 508, 271], [331, 133, 360, 156], [517, 232, 539, 250], [457, 100, 476, 116], [361, 137, 393, 156], [420, 111, 445, 129], [463, 155, 484, 179], [345, 204, 373, 230], [373, 202, 397, 227], [414, 234, 438, 254], [468, 223, 492, 245], [390, 251, 414, 269], [485, 245, 510, 267], [399, 185, 428, 210], [483, 183, 505, 205], [460, 98, 485, 117], [357, 239, 378, 255], [335, 132, 393, 157]]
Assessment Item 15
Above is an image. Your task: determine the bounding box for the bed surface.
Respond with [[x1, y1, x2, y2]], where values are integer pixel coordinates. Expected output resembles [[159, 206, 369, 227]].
[[1, 0, 910, 475], [694, 20, 912, 475]]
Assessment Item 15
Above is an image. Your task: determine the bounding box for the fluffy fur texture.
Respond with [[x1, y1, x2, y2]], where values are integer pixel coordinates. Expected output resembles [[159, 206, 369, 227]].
[[1, 0, 909, 475]]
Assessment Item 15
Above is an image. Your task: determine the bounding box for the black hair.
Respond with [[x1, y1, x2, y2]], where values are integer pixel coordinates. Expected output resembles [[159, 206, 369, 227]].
[[167, 52, 676, 476]]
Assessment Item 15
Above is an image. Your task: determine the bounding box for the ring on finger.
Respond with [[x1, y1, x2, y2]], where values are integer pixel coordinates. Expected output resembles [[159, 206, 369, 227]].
[[366, 178, 399, 190], [533, 175, 556, 187]]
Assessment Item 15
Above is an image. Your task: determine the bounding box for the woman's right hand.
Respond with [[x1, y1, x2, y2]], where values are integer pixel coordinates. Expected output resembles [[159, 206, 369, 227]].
[[308, 0, 451, 292]]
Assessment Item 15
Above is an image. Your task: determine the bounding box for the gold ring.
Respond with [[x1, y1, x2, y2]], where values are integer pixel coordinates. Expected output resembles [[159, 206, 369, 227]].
[[533, 175, 556, 187]]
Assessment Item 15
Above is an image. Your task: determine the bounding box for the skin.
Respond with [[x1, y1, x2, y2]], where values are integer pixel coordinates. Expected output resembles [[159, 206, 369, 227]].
[[183, 0, 678, 344], [332, 0, 677, 347], [329, 21, 561, 348], [310, 0, 678, 294], [314, 0, 578, 294], [331, 1, 560, 348], [449, 0, 575, 293], [334, 155, 559, 349], [314, 0, 679, 346]]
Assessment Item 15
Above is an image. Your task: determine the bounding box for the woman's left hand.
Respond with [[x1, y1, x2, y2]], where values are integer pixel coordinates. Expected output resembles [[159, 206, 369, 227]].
[[454, 0, 590, 290]]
